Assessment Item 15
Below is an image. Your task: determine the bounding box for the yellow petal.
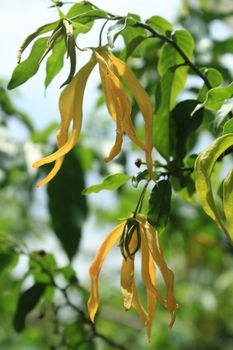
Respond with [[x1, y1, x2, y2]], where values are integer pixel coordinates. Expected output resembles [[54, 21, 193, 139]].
[[120, 230, 138, 310], [132, 281, 148, 327], [33, 55, 96, 169], [95, 49, 148, 157], [88, 222, 125, 322], [99, 48, 155, 179], [121, 257, 135, 310], [137, 214, 178, 328], [145, 221, 178, 328], [141, 228, 158, 342]]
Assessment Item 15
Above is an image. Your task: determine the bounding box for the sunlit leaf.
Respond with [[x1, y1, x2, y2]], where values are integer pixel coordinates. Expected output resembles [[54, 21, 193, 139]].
[[82, 173, 131, 195], [195, 133, 233, 242], [8, 37, 49, 89], [146, 15, 173, 36]]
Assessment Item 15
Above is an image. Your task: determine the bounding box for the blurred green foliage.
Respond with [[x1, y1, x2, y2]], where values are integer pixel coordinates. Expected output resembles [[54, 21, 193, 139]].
[[1, 0, 233, 349]]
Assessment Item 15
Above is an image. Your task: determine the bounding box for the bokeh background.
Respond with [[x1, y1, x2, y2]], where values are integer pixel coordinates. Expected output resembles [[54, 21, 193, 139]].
[[0, 0, 233, 349]]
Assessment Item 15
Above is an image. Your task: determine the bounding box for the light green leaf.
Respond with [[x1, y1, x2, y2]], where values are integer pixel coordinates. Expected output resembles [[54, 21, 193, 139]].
[[107, 18, 127, 48], [146, 15, 173, 36], [195, 133, 233, 242], [158, 29, 194, 75], [82, 173, 131, 195], [223, 118, 233, 135], [192, 82, 233, 115], [223, 168, 233, 241], [158, 30, 194, 109], [16, 21, 60, 63], [8, 37, 49, 89], [198, 68, 224, 102], [66, 1, 93, 18], [45, 38, 66, 88]]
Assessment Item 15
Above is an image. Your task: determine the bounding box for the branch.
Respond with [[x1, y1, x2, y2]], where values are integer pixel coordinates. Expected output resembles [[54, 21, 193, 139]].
[[136, 22, 212, 90]]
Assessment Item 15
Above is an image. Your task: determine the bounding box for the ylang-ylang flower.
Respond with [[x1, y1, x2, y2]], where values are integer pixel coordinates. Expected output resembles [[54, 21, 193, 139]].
[[32, 47, 154, 187], [87, 213, 178, 342]]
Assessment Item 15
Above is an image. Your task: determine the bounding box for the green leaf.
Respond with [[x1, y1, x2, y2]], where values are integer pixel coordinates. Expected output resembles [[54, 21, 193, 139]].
[[215, 98, 233, 130], [45, 38, 66, 88], [147, 179, 172, 233], [195, 133, 233, 242], [82, 173, 130, 195], [192, 82, 233, 115], [107, 18, 127, 48], [132, 170, 149, 188], [71, 9, 109, 23], [13, 283, 46, 333], [158, 30, 194, 75], [172, 100, 204, 161], [223, 168, 233, 241], [8, 37, 49, 89], [223, 118, 233, 135], [47, 150, 88, 260], [66, 1, 93, 18], [158, 30, 194, 110], [198, 68, 224, 102], [146, 15, 173, 36], [16, 21, 60, 63]]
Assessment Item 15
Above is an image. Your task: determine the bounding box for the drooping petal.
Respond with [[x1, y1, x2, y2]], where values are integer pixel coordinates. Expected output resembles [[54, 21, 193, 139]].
[[88, 222, 125, 322], [120, 229, 138, 310], [147, 252, 157, 342], [100, 48, 155, 179], [137, 214, 178, 328], [32, 54, 96, 176], [95, 49, 148, 160], [141, 227, 158, 342], [132, 281, 148, 327]]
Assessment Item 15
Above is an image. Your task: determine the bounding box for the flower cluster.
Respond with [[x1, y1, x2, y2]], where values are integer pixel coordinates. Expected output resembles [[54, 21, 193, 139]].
[[33, 47, 154, 187], [88, 214, 178, 342]]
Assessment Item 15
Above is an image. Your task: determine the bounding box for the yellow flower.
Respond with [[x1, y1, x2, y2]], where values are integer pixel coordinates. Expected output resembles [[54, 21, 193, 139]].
[[33, 47, 155, 187], [94, 47, 154, 179], [88, 214, 178, 342], [32, 54, 97, 187]]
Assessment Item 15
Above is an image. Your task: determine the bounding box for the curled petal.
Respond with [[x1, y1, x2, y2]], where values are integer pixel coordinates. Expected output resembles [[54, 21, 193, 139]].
[[33, 55, 96, 184], [88, 223, 125, 322]]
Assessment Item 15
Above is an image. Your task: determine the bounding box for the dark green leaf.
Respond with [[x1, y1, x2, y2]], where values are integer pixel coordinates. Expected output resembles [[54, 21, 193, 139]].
[[172, 100, 204, 161], [132, 170, 149, 188], [8, 37, 49, 89], [107, 18, 127, 48], [0, 252, 18, 272], [147, 179, 172, 232], [47, 150, 88, 260], [146, 15, 173, 36], [13, 283, 46, 333], [82, 173, 130, 195]]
